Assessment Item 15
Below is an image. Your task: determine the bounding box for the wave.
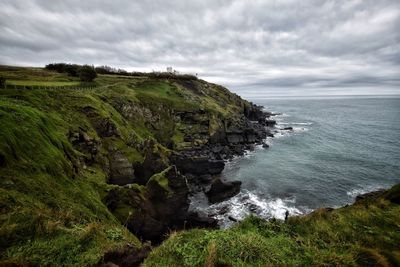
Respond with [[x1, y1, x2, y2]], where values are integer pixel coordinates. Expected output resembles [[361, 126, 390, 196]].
[[346, 184, 385, 198], [193, 190, 308, 228], [279, 122, 313, 125]]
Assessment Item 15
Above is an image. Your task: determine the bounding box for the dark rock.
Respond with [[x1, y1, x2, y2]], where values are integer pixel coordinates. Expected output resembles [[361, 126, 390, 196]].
[[106, 166, 190, 243], [108, 151, 135, 186], [266, 130, 274, 137], [199, 174, 213, 183], [93, 118, 120, 137], [228, 216, 238, 222], [185, 211, 218, 228], [355, 190, 385, 202], [133, 140, 169, 185], [265, 119, 277, 127], [172, 155, 225, 175], [68, 130, 100, 165], [98, 243, 152, 267], [226, 133, 244, 144], [262, 143, 269, 148], [206, 178, 241, 204], [282, 127, 293, 131], [218, 205, 230, 215]]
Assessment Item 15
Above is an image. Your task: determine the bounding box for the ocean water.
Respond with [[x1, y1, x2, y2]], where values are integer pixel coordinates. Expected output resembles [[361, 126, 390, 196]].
[[192, 96, 400, 227]]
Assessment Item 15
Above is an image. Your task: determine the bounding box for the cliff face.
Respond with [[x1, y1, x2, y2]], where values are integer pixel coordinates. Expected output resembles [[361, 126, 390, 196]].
[[0, 66, 270, 265]]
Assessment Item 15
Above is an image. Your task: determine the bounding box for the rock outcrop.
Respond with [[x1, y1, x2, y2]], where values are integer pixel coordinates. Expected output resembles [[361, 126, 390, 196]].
[[206, 178, 242, 204], [105, 166, 190, 242]]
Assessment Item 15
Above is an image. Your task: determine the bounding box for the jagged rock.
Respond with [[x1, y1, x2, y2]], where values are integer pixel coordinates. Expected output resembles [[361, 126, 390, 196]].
[[172, 155, 225, 175], [262, 143, 270, 148], [108, 151, 135, 185], [105, 166, 190, 242], [265, 119, 277, 127], [206, 178, 241, 204], [185, 211, 218, 228], [93, 118, 120, 137], [266, 130, 274, 137], [68, 130, 100, 165], [227, 133, 244, 144], [133, 141, 169, 185]]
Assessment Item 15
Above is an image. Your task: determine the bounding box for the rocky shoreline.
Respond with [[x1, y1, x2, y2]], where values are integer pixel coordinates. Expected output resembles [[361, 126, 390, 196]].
[[102, 103, 280, 243]]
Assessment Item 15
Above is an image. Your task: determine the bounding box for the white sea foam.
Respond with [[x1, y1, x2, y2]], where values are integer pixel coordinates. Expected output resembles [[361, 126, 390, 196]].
[[193, 190, 307, 228], [346, 184, 385, 198], [279, 122, 313, 125]]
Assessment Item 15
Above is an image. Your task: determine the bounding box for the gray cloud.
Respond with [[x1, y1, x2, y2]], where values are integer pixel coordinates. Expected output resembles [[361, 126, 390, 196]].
[[0, 0, 399, 97]]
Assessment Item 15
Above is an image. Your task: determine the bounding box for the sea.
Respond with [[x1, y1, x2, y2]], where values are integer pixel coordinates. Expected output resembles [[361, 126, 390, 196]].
[[190, 95, 400, 227]]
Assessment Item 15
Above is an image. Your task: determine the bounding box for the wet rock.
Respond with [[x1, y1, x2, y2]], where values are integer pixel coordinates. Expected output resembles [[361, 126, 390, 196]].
[[206, 178, 242, 204], [266, 130, 274, 137], [228, 216, 238, 222], [282, 127, 293, 131], [262, 143, 270, 148], [108, 151, 135, 185], [218, 205, 230, 215], [185, 211, 218, 228]]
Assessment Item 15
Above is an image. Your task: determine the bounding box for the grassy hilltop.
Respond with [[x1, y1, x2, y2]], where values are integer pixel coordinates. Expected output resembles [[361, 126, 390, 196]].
[[0, 66, 399, 266]]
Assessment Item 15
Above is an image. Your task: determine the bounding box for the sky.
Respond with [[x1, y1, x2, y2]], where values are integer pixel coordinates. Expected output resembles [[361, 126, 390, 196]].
[[0, 0, 399, 97]]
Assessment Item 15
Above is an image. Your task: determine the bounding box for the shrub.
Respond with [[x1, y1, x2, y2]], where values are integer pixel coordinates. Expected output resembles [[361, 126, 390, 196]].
[[0, 77, 5, 88], [78, 65, 97, 82]]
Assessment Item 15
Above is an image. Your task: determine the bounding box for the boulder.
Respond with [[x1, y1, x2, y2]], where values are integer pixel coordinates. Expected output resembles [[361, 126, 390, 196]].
[[206, 178, 241, 204], [185, 211, 218, 228], [282, 127, 293, 131]]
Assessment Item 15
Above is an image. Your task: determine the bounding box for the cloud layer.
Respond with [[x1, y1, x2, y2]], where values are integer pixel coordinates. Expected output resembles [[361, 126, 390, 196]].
[[0, 0, 399, 96]]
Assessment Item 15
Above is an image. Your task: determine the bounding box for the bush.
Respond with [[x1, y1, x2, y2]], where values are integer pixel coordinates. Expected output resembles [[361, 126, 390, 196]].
[[78, 65, 97, 82], [0, 77, 5, 88]]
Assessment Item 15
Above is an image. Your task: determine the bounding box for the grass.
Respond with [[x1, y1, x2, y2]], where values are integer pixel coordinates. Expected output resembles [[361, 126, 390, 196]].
[[144, 186, 400, 266], [6, 80, 80, 86]]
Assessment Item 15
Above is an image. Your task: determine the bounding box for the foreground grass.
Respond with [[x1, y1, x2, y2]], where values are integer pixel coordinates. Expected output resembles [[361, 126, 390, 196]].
[[144, 185, 400, 267]]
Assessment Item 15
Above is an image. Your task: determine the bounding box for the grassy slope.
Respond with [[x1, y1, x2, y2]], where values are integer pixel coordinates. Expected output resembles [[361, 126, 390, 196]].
[[144, 185, 400, 267], [0, 66, 251, 266]]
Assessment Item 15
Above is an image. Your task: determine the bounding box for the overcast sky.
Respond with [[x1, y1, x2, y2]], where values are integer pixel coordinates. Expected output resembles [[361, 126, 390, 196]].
[[0, 0, 399, 97]]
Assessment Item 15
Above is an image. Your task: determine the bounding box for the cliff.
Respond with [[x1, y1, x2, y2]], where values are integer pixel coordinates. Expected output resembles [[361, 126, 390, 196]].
[[0, 66, 269, 266]]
